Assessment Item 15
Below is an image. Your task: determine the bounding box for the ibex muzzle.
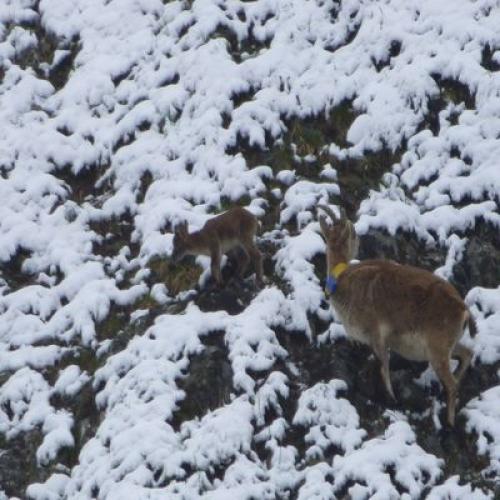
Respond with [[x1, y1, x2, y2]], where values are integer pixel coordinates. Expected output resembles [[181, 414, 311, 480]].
[[318, 204, 475, 426]]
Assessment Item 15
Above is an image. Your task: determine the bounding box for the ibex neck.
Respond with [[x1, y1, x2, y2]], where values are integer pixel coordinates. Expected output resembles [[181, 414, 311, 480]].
[[331, 262, 348, 278], [187, 230, 210, 252], [189, 229, 204, 241], [325, 262, 349, 295]]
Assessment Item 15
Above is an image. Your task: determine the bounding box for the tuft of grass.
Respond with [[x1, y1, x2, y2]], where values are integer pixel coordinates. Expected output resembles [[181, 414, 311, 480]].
[[335, 147, 403, 218], [1, 247, 37, 293], [133, 293, 159, 311], [440, 78, 475, 108], [73, 346, 103, 374], [327, 100, 359, 147], [167, 263, 202, 295], [149, 257, 202, 296], [289, 121, 325, 157], [96, 310, 128, 341]]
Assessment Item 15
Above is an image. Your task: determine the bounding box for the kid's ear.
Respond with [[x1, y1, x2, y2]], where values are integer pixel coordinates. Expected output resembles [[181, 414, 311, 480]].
[[175, 222, 186, 236], [181, 221, 189, 235]]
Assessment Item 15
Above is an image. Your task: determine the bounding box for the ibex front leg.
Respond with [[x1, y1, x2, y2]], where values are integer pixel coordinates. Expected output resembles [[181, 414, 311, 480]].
[[209, 243, 223, 286], [372, 335, 396, 401], [243, 240, 263, 287], [236, 245, 250, 280]]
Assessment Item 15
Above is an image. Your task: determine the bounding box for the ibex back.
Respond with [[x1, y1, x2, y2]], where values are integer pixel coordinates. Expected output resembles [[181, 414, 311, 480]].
[[172, 206, 263, 287], [318, 205, 475, 426]]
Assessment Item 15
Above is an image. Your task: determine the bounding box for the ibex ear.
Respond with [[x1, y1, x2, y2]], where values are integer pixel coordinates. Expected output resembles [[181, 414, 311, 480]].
[[319, 215, 331, 239], [339, 219, 354, 240], [175, 221, 188, 236], [348, 221, 356, 239], [351, 226, 359, 258], [344, 221, 358, 258]]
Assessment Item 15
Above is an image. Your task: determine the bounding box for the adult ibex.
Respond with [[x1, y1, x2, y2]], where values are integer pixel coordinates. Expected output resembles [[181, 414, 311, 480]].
[[318, 205, 475, 426], [172, 206, 263, 287]]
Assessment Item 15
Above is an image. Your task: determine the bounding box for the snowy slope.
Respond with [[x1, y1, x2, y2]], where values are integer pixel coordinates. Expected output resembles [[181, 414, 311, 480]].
[[0, 0, 499, 498]]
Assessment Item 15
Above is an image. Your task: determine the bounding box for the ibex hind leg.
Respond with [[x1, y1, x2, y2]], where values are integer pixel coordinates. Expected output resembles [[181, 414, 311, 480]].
[[380, 351, 396, 401], [452, 342, 472, 384], [429, 353, 457, 427]]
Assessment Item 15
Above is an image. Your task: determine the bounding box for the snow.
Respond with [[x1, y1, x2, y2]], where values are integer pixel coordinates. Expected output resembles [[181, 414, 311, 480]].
[[53, 365, 90, 397], [0, 368, 74, 464], [426, 476, 492, 500], [26, 474, 70, 500], [293, 380, 366, 458], [331, 420, 443, 499], [463, 386, 500, 478], [274, 226, 331, 335], [297, 463, 335, 500], [280, 179, 339, 227], [466, 286, 500, 364], [0, 0, 499, 497]]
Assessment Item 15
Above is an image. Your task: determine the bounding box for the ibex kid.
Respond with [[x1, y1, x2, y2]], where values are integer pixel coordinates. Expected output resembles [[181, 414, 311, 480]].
[[172, 206, 263, 287]]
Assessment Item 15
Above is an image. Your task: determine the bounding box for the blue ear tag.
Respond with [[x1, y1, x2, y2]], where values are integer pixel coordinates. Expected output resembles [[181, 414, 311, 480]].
[[325, 275, 337, 294]]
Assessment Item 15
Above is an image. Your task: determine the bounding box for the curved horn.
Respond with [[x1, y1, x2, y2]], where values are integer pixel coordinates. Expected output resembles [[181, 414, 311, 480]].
[[317, 204, 339, 223]]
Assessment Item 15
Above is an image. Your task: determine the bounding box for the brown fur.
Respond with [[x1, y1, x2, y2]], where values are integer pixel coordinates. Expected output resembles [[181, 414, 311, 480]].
[[318, 205, 474, 426], [172, 206, 263, 287]]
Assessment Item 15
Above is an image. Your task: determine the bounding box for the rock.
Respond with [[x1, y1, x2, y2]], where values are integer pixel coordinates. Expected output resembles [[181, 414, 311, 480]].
[[172, 335, 233, 428], [195, 278, 258, 315], [0, 431, 46, 498], [359, 229, 444, 271], [453, 221, 500, 293]]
